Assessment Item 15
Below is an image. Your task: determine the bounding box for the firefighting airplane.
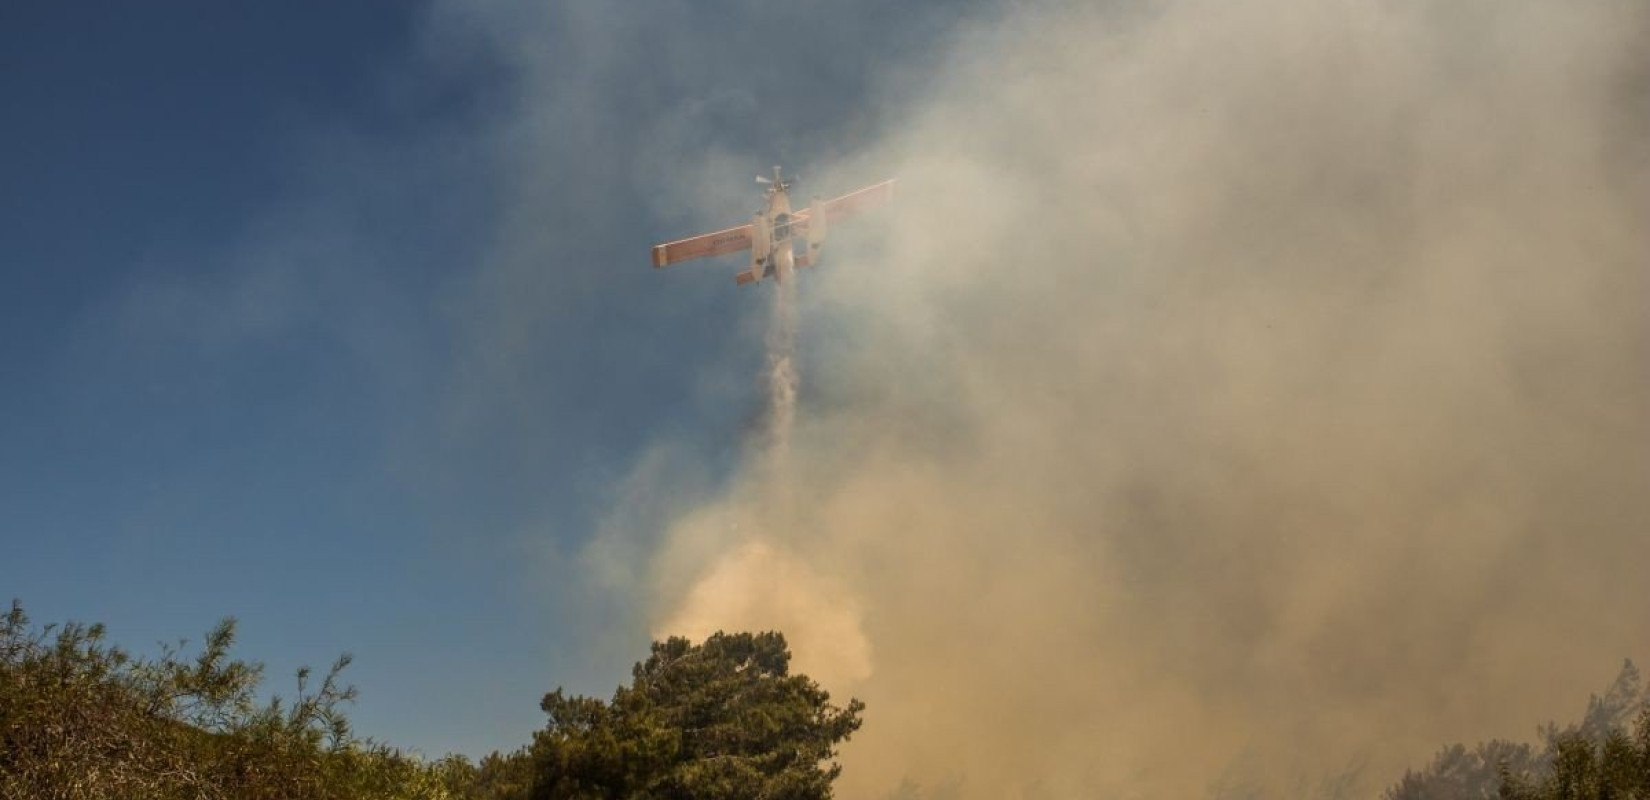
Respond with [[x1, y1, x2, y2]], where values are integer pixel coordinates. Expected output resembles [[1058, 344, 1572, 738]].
[[650, 167, 895, 286]]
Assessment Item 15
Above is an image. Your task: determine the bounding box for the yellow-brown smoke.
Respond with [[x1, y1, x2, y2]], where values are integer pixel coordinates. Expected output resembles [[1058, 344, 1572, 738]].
[[617, 0, 1650, 796]]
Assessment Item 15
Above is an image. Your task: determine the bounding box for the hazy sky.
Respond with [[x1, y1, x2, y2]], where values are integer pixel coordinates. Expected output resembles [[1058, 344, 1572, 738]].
[[5, 2, 1646, 796], [0, 0, 983, 758]]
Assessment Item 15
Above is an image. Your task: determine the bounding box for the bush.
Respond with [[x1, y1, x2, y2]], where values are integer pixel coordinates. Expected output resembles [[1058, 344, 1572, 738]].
[[0, 600, 456, 800]]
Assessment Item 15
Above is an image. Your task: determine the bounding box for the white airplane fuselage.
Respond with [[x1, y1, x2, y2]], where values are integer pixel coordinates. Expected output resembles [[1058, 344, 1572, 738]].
[[762, 187, 796, 283], [651, 166, 887, 287]]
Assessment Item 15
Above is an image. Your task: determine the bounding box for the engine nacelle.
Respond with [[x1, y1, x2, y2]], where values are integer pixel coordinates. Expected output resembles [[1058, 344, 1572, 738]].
[[749, 211, 772, 277]]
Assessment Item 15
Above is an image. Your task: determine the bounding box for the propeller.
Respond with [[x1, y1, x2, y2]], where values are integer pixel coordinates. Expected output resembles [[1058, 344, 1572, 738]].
[[757, 168, 797, 188]]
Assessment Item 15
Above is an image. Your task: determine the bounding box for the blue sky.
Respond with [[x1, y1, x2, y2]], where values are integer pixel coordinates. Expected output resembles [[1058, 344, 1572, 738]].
[[0, 0, 986, 757]]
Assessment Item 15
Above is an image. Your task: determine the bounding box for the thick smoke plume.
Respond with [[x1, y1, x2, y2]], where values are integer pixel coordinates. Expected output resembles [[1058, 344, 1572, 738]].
[[656, 269, 878, 689], [610, 0, 1650, 796]]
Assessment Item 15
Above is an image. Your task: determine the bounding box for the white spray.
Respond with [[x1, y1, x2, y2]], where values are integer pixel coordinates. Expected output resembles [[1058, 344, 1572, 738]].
[[762, 275, 800, 511], [652, 260, 875, 691]]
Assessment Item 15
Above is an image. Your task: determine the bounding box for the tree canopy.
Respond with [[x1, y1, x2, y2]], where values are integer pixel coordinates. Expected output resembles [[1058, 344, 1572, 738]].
[[0, 600, 463, 800], [0, 603, 862, 800], [1388, 660, 1650, 800], [527, 631, 864, 800], [9, 594, 1646, 800], [1496, 707, 1650, 800]]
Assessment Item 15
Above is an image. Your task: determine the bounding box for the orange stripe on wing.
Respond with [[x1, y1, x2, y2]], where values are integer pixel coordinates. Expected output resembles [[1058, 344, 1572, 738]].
[[651, 223, 754, 268]]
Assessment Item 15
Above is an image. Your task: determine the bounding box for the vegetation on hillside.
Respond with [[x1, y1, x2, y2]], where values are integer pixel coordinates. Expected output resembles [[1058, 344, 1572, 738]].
[[1388, 661, 1649, 800], [8, 596, 1642, 800], [0, 601, 861, 800], [0, 600, 466, 800], [524, 631, 863, 799]]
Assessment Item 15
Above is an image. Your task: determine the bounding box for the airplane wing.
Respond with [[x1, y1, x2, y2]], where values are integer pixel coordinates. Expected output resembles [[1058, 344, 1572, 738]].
[[651, 179, 892, 270], [651, 223, 753, 268], [794, 179, 896, 230]]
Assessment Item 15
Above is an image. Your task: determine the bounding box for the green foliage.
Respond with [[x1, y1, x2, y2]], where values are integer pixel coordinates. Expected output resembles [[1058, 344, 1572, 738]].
[[441, 749, 538, 800], [0, 603, 862, 800], [1386, 739, 1544, 800], [526, 631, 865, 800], [1496, 708, 1650, 800], [1389, 661, 1650, 800], [0, 599, 458, 800]]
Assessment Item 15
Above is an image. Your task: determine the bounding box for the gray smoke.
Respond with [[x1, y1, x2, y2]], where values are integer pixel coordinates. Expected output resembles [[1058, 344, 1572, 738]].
[[601, 0, 1650, 796]]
